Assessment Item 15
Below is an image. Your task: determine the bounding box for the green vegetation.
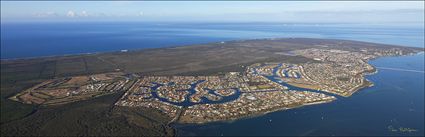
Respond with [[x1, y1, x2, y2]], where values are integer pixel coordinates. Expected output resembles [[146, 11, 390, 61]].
[[1, 38, 423, 136]]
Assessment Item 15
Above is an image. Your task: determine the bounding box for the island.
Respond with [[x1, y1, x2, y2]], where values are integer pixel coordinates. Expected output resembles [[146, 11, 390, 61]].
[[1, 38, 423, 135]]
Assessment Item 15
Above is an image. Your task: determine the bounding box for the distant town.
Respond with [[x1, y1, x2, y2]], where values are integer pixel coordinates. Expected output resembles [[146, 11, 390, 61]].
[[9, 45, 418, 124]]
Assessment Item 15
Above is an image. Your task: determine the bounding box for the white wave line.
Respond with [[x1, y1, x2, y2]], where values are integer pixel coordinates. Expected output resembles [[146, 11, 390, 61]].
[[376, 67, 425, 73]]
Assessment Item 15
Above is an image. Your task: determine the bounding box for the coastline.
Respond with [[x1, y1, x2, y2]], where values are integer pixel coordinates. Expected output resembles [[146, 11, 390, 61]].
[[279, 51, 424, 98], [174, 98, 336, 125], [2, 38, 423, 61], [174, 53, 425, 136]]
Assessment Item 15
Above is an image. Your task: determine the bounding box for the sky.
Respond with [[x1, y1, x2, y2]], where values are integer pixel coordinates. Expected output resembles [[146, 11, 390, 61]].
[[1, 1, 424, 24]]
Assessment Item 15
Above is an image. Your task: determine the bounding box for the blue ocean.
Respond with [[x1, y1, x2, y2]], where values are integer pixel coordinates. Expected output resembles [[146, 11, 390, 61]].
[[176, 53, 424, 136], [1, 22, 424, 136], [1, 22, 423, 59]]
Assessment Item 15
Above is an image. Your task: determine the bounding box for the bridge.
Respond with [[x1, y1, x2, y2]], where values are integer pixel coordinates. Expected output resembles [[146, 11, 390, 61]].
[[168, 108, 184, 125], [375, 67, 425, 73]]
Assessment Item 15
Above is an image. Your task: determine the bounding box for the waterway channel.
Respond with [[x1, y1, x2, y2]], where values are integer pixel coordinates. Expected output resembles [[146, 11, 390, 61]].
[[148, 62, 343, 107]]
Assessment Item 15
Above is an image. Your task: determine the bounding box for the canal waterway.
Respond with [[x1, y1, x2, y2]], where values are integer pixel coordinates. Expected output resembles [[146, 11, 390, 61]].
[[176, 53, 424, 136]]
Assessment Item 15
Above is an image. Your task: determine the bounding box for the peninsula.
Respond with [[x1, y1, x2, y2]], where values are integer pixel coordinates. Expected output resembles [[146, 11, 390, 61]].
[[2, 38, 423, 135]]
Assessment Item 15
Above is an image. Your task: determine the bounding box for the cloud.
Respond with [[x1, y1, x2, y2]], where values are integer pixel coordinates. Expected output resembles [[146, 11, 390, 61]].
[[33, 11, 58, 17], [33, 10, 93, 18], [67, 10, 76, 17], [139, 11, 144, 16], [80, 11, 89, 17]]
